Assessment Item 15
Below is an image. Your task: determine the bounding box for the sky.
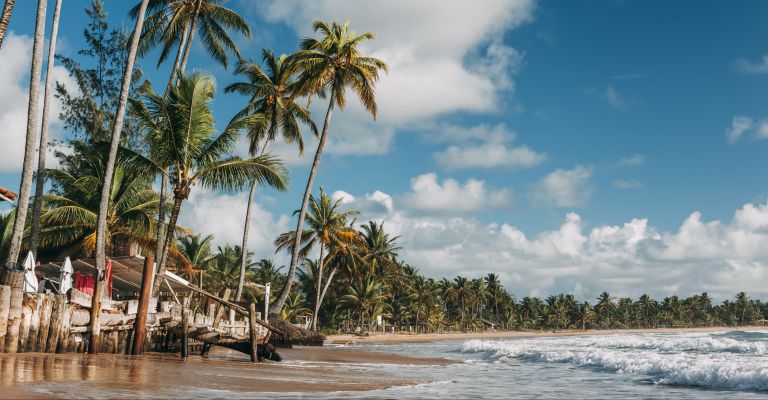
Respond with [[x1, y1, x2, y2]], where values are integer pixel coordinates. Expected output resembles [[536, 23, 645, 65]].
[[2, 0, 768, 302]]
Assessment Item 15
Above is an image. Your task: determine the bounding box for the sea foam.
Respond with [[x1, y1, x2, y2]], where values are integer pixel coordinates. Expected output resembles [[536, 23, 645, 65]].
[[460, 332, 768, 391]]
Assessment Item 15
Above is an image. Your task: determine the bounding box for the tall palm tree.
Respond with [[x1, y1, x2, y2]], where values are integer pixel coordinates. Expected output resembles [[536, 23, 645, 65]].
[[90, 0, 149, 354], [5, 0, 47, 268], [274, 188, 359, 330], [29, 0, 63, 257], [272, 20, 387, 314], [0, 0, 15, 49], [225, 49, 317, 303], [340, 272, 387, 329], [131, 0, 252, 272], [130, 72, 289, 297], [595, 291, 616, 329]]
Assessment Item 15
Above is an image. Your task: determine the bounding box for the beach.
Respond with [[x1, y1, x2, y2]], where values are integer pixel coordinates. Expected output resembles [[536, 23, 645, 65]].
[[2, 326, 767, 398]]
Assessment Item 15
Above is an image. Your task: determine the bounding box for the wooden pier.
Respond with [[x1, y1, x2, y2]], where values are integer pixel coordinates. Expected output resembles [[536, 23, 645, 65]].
[[0, 268, 281, 361]]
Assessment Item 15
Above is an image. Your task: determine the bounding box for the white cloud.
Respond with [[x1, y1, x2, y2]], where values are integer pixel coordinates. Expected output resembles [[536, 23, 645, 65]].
[[431, 124, 545, 170], [530, 165, 595, 207], [337, 185, 768, 300], [250, 0, 535, 156], [733, 55, 768, 74], [0, 32, 76, 172], [399, 173, 511, 215], [178, 188, 291, 259], [726, 116, 754, 143], [613, 179, 644, 190], [603, 86, 626, 109], [617, 154, 645, 167]]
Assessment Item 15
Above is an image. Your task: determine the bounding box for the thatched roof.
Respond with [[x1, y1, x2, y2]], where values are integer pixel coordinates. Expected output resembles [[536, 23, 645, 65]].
[[267, 316, 325, 347], [0, 186, 17, 203]]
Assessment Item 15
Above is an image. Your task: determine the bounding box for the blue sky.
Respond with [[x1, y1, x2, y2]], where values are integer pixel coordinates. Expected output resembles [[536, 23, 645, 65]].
[[2, 0, 768, 300]]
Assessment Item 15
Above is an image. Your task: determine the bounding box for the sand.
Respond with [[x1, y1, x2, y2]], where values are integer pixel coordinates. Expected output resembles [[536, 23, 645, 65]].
[[325, 325, 768, 345]]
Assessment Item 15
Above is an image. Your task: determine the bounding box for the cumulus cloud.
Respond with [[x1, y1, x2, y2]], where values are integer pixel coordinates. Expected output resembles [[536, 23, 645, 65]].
[[249, 0, 535, 156], [617, 154, 645, 167], [733, 55, 768, 74], [725, 115, 768, 143], [431, 123, 545, 170], [337, 185, 768, 300], [0, 32, 75, 172], [399, 173, 511, 215], [178, 189, 291, 259], [530, 165, 595, 207]]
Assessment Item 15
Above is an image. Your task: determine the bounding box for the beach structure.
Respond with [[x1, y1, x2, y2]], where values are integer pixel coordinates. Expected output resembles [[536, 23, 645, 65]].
[[0, 254, 283, 361]]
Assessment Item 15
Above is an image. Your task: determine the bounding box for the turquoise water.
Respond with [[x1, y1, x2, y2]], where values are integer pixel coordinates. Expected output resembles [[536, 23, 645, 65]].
[[276, 331, 768, 399]]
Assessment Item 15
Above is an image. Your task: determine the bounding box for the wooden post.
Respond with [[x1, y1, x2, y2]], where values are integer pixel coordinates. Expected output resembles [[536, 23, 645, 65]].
[[249, 303, 258, 363], [46, 295, 66, 353], [35, 294, 53, 352], [17, 294, 35, 352], [131, 255, 154, 355], [0, 286, 9, 352], [26, 294, 43, 352], [56, 305, 74, 353], [212, 288, 231, 329], [88, 269, 106, 354], [181, 297, 189, 359], [4, 285, 23, 353]]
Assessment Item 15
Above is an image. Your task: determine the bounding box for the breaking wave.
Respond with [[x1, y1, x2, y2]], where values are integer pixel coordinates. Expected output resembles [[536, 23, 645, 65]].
[[461, 331, 768, 391]]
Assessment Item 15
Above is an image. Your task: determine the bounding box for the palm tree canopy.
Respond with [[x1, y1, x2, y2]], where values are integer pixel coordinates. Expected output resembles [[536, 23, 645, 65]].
[[130, 71, 290, 198], [132, 0, 251, 69], [294, 20, 388, 118], [225, 49, 318, 155]]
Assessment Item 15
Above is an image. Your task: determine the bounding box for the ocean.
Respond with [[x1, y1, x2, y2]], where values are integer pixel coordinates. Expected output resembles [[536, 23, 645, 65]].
[[277, 330, 768, 399]]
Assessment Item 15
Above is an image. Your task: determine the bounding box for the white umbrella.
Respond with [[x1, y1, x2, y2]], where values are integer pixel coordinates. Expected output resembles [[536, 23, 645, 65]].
[[22, 251, 38, 293], [59, 256, 73, 294]]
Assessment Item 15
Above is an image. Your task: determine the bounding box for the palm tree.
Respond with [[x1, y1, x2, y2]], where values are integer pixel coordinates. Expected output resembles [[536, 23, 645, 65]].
[[89, 0, 149, 354], [595, 291, 616, 329], [130, 72, 289, 296], [225, 50, 317, 304], [29, 0, 64, 257], [272, 20, 387, 314], [177, 233, 214, 283], [252, 259, 285, 288], [131, 0, 252, 274], [274, 188, 359, 330], [340, 272, 387, 329], [5, 0, 48, 268], [0, 0, 15, 49]]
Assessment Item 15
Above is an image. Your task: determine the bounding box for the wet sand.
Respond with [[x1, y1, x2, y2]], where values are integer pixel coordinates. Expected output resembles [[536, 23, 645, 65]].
[[326, 325, 768, 344], [0, 345, 447, 399]]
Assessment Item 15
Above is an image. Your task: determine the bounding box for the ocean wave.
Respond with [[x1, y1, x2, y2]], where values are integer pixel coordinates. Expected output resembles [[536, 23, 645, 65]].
[[461, 335, 768, 391], [580, 334, 768, 355]]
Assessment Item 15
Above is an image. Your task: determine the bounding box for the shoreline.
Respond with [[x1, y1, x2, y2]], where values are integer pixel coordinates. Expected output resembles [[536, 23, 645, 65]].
[[325, 325, 768, 345]]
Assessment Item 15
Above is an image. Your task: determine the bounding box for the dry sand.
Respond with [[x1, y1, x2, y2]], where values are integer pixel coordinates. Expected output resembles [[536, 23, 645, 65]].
[[326, 325, 768, 345]]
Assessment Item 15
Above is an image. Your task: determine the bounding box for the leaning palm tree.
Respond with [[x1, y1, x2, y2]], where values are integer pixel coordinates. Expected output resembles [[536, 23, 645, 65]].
[[271, 20, 387, 314], [0, 0, 15, 49], [89, 0, 149, 354], [274, 188, 359, 330], [29, 0, 63, 257], [5, 0, 48, 268], [131, 0, 252, 272], [225, 49, 317, 303], [130, 72, 289, 296]]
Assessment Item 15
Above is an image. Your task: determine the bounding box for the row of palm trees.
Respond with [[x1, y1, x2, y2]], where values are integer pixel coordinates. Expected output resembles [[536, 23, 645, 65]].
[[2, 0, 385, 352]]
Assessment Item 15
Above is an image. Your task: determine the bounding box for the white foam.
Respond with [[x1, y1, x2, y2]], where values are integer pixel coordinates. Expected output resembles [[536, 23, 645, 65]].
[[460, 332, 768, 391]]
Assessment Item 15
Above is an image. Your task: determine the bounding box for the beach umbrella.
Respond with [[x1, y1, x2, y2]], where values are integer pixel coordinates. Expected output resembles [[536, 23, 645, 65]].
[[59, 256, 73, 294], [22, 251, 39, 293]]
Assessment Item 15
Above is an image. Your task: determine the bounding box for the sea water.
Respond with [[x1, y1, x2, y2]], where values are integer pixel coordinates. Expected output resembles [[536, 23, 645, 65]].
[[277, 331, 768, 399]]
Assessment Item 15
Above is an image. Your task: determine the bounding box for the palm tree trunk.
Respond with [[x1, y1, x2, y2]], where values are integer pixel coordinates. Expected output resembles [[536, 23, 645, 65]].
[[315, 264, 337, 327], [311, 243, 325, 330], [178, 0, 202, 76], [4, 0, 46, 268], [164, 23, 189, 96], [90, 0, 149, 354], [0, 0, 15, 50], [271, 95, 335, 314], [234, 179, 257, 302], [29, 0, 62, 257], [151, 194, 183, 297]]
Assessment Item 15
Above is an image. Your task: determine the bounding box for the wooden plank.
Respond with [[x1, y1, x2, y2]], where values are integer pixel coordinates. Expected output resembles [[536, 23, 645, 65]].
[[35, 294, 53, 352], [212, 288, 231, 329], [0, 285, 10, 352], [4, 286, 23, 353]]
